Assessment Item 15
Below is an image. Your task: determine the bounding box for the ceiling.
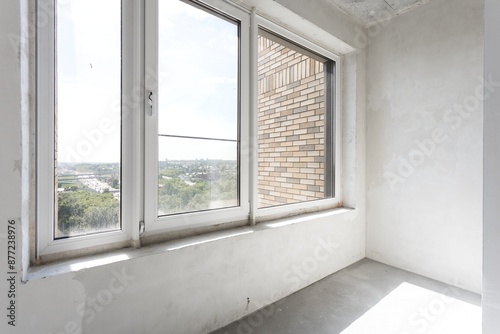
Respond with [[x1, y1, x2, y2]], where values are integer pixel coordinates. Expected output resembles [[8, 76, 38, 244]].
[[323, 0, 434, 27]]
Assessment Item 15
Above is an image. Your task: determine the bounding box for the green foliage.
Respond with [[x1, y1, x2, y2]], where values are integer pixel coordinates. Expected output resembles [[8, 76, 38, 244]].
[[63, 185, 79, 192], [56, 161, 237, 232], [158, 177, 208, 214], [159, 168, 183, 178], [110, 178, 120, 189], [158, 167, 237, 215], [58, 191, 119, 236]]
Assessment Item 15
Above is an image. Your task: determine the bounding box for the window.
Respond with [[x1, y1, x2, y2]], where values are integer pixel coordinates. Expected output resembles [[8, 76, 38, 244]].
[[144, 0, 250, 233], [37, 0, 134, 258], [257, 29, 335, 209], [156, 1, 240, 215], [37, 0, 340, 259], [54, 0, 122, 238], [253, 19, 340, 222]]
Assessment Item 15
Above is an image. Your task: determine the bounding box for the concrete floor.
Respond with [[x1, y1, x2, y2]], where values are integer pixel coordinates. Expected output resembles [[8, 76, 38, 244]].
[[210, 259, 481, 334]]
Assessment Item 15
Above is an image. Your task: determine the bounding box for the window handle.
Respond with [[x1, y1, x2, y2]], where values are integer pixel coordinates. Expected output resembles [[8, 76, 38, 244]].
[[147, 91, 156, 117]]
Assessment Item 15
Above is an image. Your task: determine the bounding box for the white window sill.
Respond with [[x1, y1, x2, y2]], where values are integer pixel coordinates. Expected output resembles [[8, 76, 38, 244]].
[[27, 207, 354, 282]]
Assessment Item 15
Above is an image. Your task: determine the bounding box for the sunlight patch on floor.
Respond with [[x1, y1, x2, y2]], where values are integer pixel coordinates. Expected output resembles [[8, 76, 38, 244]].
[[340, 282, 481, 334]]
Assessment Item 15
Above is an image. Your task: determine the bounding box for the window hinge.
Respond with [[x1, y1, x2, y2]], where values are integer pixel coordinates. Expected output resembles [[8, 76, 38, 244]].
[[139, 221, 145, 235]]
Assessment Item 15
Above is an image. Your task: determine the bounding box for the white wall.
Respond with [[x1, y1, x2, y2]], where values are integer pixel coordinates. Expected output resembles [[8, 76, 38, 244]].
[[0, 1, 366, 333], [483, 0, 500, 331], [366, 0, 483, 293]]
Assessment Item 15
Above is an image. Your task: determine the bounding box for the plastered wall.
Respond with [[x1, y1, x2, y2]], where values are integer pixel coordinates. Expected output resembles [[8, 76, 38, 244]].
[[483, 0, 500, 331], [0, 0, 366, 333], [366, 0, 483, 293]]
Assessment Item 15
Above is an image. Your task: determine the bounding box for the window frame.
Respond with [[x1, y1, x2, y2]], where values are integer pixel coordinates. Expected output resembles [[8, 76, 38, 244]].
[[35, 0, 342, 261], [36, 0, 139, 258], [252, 17, 342, 223], [143, 0, 251, 235]]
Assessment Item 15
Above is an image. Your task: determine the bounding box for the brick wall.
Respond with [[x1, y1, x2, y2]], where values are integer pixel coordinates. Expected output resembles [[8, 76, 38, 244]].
[[257, 35, 326, 208]]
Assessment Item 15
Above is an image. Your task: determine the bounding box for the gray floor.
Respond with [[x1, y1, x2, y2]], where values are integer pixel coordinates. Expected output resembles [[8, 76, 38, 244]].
[[210, 259, 481, 334]]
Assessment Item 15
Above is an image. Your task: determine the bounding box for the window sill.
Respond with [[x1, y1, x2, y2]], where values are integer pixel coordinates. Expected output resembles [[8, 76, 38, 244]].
[[27, 207, 354, 282]]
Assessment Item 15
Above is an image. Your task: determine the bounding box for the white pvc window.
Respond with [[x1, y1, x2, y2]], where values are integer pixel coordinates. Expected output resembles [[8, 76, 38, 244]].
[[256, 29, 335, 209], [253, 18, 342, 222], [54, 0, 122, 238], [36, 0, 340, 259], [37, 0, 136, 257], [144, 0, 250, 234]]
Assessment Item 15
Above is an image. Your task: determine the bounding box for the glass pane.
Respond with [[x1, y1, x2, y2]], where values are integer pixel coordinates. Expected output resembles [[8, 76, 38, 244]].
[[158, 136, 238, 216], [158, 0, 239, 140], [257, 32, 331, 208], [55, 0, 121, 238]]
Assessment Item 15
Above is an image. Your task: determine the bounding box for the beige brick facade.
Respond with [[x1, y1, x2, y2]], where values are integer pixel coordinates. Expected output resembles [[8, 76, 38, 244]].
[[258, 35, 326, 208]]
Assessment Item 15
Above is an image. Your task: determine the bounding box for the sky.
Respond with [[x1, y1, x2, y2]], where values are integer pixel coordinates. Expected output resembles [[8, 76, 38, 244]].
[[57, 0, 121, 163], [157, 0, 239, 161], [57, 0, 238, 163]]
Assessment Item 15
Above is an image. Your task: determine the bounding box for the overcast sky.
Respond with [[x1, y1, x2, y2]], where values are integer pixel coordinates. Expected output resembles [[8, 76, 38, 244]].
[[57, 0, 238, 163], [157, 0, 238, 161]]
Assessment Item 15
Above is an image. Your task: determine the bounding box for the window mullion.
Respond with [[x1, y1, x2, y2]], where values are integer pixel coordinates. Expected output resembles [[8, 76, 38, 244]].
[[122, 0, 144, 243], [37, 0, 57, 258], [249, 7, 259, 225], [143, 0, 160, 233]]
